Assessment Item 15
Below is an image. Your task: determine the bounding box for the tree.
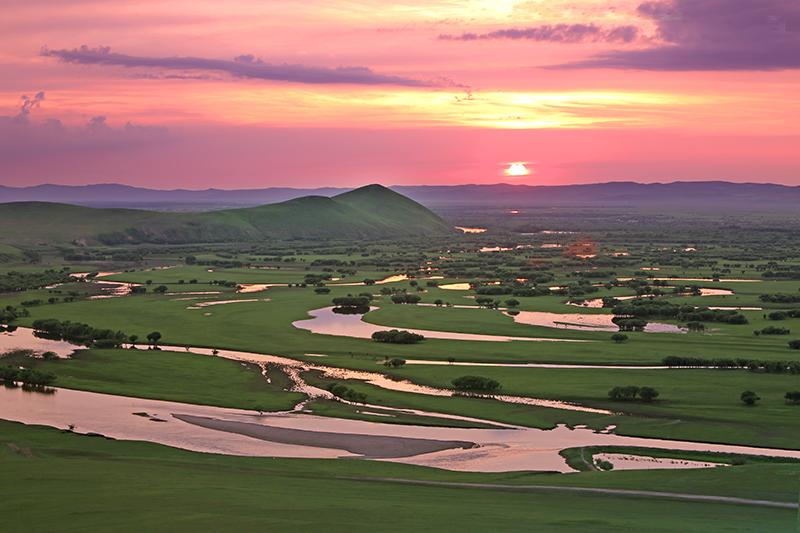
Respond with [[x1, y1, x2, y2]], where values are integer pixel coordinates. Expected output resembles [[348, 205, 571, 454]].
[[741, 390, 760, 406], [789, 340, 800, 350], [611, 333, 628, 343], [785, 391, 800, 405], [146, 331, 162, 347], [372, 330, 424, 344], [153, 285, 168, 294], [434, 299, 444, 307], [639, 387, 660, 402], [384, 358, 406, 368], [452, 375, 501, 394], [608, 386, 640, 401], [504, 298, 520, 308], [327, 383, 367, 403], [128, 334, 138, 347]]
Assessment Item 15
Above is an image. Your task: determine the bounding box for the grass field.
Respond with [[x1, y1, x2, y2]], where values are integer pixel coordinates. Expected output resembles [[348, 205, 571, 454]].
[[3, 214, 800, 531], [1, 420, 798, 532], [4, 348, 302, 411]]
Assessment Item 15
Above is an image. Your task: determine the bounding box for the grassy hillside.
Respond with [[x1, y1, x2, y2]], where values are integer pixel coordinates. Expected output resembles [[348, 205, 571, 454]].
[[0, 184, 450, 245]]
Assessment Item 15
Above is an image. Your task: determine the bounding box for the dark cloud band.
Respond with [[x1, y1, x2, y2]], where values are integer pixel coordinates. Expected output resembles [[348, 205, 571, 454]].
[[439, 23, 639, 44], [41, 46, 447, 87], [554, 0, 800, 71]]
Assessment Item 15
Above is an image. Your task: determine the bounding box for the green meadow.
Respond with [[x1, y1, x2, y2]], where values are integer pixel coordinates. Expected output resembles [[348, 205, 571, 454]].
[[2, 202, 800, 531]]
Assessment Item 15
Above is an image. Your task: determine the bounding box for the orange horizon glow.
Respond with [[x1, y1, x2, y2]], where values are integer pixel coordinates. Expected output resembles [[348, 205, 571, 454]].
[[1, 0, 798, 187]]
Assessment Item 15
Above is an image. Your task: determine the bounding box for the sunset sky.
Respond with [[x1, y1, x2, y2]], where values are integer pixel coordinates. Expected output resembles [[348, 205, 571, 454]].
[[1, 0, 798, 188]]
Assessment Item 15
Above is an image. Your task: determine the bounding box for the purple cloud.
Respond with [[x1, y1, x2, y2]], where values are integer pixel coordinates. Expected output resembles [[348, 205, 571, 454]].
[[13, 91, 46, 123], [41, 45, 450, 87], [554, 0, 800, 70], [439, 23, 639, 44], [0, 93, 169, 159]]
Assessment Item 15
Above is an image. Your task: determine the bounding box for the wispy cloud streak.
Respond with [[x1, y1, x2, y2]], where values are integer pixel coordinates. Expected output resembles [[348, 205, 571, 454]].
[[41, 45, 450, 87], [439, 24, 639, 44]]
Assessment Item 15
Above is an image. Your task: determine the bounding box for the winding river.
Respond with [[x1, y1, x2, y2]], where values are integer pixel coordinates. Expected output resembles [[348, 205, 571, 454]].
[[3, 328, 800, 473]]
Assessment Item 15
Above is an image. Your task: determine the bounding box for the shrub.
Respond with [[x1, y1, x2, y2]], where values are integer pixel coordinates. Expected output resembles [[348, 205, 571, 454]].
[[0, 366, 56, 386], [326, 383, 367, 403], [759, 326, 790, 336], [452, 375, 501, 393], [595, 459, 614, 471], [332, 296, 369, 308], [371, 330, 424, 344], [608, 385, 660, 402], [741, 390, 760, 406], [785, 391, 800, 405], [384, 358, 406, 368], [613, 317, 648, 332], [31, 318, 127, 348], [390, 294, 421, 304], [608, 386, 640, 401], [638, 387, 660, 402]]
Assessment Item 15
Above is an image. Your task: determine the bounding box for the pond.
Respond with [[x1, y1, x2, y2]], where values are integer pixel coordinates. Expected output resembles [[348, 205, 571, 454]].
[[0, 327, 79, 358], [293, 307, 590, 343], [508, 311, 685, 334]]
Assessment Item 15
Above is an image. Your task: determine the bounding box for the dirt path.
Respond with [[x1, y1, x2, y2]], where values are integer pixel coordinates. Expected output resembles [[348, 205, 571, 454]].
[[347, 477, 799, 510]]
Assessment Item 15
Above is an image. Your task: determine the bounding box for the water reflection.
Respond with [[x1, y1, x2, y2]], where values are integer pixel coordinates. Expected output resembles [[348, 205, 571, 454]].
[[0, 327, 80, 358], [593, 453, 724, 471], [2, 385, 798, 473], [293, 307, 590, 343], [508, 311, 685, 334], [439, 283, 472, 290]]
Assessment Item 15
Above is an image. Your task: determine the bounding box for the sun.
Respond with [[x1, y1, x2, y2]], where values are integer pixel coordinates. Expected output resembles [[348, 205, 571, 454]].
[[503, 162, 531, 177]]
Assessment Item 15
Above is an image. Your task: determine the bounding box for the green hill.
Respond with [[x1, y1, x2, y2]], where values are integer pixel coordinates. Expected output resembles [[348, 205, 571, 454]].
[[0, 184, 451, 245]]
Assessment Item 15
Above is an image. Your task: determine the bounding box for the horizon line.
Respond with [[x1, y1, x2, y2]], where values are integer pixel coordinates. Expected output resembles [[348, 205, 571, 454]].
[[2, 179, 799, 193]]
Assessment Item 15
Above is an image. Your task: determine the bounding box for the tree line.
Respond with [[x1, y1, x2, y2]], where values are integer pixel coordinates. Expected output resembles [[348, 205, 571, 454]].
[[662, 355, 800, 374], [372, 330, 424, 344]]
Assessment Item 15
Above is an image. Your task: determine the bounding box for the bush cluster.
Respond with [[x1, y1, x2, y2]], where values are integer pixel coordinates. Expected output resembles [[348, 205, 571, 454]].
[[31, 318, 128, 348], [326, 383, 367, 403], [451, 375, 501, 393], [371, 330, 424, 344], [608, 386, 659, 402], [0, 366, 56, 386]]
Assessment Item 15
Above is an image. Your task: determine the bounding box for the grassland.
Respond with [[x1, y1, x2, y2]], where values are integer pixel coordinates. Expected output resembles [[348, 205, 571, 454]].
[[2, 205, 800, 530], [1, 420, 798, 532], [3, 348, 302, 411]]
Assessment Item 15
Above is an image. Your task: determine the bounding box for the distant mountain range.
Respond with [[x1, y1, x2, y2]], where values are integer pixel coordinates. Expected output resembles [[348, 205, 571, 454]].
[[1, 181, 799, 210], [0, 185, 450, 245]]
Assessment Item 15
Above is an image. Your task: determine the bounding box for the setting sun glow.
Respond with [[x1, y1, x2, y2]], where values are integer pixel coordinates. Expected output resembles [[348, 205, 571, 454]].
[[504, 162, 531, 177]]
